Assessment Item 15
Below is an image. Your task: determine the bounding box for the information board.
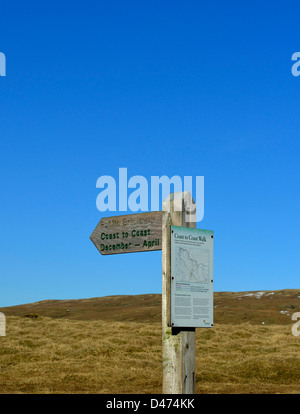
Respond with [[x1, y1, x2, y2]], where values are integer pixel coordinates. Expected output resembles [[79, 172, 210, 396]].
[[170, 225, 214, 328]]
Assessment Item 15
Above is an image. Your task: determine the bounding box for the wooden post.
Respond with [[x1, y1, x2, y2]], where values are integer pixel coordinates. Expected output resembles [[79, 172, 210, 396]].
[[162, 192, 196, 394]]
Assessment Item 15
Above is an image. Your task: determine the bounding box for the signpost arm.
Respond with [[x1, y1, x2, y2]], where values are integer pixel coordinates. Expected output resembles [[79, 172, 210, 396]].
[[162, 192, 196, 394]]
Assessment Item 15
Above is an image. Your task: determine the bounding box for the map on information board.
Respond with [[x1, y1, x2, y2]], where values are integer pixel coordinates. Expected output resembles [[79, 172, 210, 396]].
[[175, 246, 209, 283]]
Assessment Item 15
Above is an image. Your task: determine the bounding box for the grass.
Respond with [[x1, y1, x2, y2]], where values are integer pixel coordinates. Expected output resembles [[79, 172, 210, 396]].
[[0, 315, 299, 394]]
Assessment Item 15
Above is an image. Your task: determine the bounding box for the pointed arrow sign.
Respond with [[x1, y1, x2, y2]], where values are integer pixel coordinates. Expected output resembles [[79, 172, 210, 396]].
[[90, 211, 162, 255]]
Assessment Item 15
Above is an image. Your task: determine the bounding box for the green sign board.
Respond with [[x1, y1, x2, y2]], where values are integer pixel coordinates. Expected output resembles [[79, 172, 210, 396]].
[[170, 225, 214, 328]]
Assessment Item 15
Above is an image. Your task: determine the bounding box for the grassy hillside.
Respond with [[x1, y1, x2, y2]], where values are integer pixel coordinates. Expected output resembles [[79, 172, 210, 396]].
[[0, 290, 299, 394], [1, 289, 299, 325]]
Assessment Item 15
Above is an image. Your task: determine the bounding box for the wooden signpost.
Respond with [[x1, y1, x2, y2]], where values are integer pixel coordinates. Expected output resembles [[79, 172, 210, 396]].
[[161, 192, 197, 394], [90, 192, 213, 394], [90, 211, 162, 255]]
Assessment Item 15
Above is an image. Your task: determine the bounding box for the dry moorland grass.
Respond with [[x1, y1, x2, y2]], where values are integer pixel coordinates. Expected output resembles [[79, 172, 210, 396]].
[[0, 315, 299, 394]]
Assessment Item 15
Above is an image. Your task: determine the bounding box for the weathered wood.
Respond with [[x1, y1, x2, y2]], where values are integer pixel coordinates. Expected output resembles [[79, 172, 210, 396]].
[[90, 211, 162, 255], [162, 192, 196, 394]]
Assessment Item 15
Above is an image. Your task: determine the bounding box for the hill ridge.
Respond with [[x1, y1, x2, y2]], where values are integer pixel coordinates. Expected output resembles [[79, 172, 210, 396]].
[[1, 289, 299, 325]]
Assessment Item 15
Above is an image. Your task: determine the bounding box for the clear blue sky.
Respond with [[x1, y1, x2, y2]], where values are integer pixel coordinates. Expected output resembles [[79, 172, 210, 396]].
[[1, 1, 299, 307]]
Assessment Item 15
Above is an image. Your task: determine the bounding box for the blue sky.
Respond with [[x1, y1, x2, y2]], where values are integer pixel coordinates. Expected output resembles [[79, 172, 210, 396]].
[[0, 1, 299, 307]]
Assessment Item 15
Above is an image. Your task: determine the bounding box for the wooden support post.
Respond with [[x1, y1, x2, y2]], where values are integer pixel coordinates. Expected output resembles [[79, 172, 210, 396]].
[[162, 192, 196, 394]]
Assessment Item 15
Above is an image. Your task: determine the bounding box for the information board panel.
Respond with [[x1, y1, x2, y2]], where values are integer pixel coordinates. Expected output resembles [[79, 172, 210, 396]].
[[170, 225, 214, 328], [90, 211, 162, 255]]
